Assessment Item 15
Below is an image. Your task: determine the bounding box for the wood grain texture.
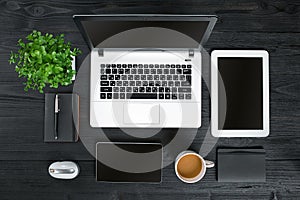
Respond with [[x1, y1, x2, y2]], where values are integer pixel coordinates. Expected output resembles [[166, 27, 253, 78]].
[[0, 0, 299, 199]]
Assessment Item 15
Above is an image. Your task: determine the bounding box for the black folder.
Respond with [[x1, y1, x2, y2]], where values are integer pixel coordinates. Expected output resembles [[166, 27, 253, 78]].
[[217, 148, 266, 182], [44, 93, 79, 142]]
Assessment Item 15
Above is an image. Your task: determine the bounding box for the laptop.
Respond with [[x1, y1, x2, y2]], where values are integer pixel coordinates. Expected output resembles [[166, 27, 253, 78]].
[[73, 14, 217, 128]]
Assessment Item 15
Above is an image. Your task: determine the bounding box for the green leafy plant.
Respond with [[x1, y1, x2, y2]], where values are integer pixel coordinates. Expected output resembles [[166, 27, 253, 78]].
[[9, 30, 81, 93]]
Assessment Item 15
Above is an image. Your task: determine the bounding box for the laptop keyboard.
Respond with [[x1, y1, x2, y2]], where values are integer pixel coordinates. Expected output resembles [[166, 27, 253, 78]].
[[99, 64, 192, 100]]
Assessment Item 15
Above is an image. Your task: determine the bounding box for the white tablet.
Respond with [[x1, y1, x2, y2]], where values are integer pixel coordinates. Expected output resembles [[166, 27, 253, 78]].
[[211, 50, 269, 137]]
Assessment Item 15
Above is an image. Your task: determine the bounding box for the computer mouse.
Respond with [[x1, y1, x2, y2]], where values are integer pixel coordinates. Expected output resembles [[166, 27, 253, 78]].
[[48, 161, 80, 179]]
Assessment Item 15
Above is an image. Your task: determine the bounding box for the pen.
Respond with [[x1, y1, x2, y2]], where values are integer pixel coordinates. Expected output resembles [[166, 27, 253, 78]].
[[54, 94, 60, 140]]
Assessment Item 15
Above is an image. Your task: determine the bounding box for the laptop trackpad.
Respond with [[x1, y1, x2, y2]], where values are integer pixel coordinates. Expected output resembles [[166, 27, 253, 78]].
[[123, 103, 160, 124]]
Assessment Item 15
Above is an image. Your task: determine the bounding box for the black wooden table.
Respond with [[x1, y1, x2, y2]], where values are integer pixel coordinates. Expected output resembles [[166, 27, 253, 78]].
[[0, 0, 299, 199]]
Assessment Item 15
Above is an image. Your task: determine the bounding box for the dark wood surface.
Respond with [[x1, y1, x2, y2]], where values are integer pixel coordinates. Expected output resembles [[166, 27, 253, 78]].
[[0, 0, 299, 199]]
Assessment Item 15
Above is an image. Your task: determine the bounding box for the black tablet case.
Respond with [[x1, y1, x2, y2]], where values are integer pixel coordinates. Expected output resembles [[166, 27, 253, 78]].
[[44, 93, 79, 142], [96, 143, 162, 183], [217, 148, 266, 182]]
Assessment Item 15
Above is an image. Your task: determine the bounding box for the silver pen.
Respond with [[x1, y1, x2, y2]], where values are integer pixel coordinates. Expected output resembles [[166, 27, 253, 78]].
[[54, 94, 60, 140]]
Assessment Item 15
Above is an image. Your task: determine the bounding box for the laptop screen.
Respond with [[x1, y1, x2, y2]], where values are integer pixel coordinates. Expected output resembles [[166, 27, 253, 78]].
[[74, 15, 217, 49]]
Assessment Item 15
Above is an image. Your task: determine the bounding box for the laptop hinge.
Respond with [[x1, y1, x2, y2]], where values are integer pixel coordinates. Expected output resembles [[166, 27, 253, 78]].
[[98, 49, 104, 57], [188, 49, 194, 57]]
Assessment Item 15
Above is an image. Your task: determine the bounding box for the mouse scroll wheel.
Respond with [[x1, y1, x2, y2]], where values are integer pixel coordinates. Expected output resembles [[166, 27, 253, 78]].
[[49, 168, 75, 174]]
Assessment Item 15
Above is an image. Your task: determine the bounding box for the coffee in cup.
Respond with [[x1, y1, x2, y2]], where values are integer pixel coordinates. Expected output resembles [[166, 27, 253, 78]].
[[175, 151, 214, 183]]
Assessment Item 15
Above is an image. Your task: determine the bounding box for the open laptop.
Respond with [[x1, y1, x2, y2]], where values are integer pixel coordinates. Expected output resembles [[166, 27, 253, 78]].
[[73, 14, 217, 128]]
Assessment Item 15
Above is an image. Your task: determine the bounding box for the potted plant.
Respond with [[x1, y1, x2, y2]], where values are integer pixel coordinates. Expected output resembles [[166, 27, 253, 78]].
[[9, 30, 81, 93]]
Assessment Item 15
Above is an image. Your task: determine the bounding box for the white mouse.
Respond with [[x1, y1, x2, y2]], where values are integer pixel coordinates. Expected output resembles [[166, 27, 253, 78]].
[[48, 161, 80, 179]]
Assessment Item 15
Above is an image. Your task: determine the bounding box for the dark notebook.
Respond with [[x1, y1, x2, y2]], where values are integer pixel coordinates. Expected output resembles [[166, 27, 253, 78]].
[[96, 142, 162, 183], [217, 148, 266, 182], [44, 93, 79, 142]]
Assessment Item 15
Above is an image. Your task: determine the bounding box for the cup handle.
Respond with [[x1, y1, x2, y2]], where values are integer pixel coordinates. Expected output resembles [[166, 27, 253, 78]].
[[205, 160, 215, 168]]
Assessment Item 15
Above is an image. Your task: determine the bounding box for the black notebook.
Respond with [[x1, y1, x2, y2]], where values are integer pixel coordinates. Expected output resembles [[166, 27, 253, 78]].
[[44, 93, 79, 142], [217, 148, 266, 182]]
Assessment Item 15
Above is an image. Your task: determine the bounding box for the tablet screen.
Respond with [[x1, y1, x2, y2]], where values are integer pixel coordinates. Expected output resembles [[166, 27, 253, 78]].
[[218, 57, 263, 130]]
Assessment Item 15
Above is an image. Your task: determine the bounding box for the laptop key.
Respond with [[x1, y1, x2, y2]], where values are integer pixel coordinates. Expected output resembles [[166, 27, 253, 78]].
[[185, 94, 192, 99], [100, 93, 106, 99], [115, 75, 120, 80], [100, 81, 109, 86], [181, 81, 191, 86], [133, 87, 138, 92], [126, 87, 132, 93], [142, 81, 148, 86], [117, 81, 122, 86], [136, 81, 142, 86], [101, 87, 112, 92], [118, 69, 124, 74], [107, 93, 112, 99], [120, 93, 125, 99], [129, 81, 135, 86], [128, 75, 133, 80], [178, 87, 192, 93], [123, 81, 128, 86], [105, 69, 111, 74], [183, 69, 192, 74], [125, 69, 130, 74], [113, 93, 119, 99], [134, 75, 140, 80], [120, 87, 125, 92], [110, 81, 115, 86], [141, 75, 147, 80], [113, 87, 119, 92], [165, 93, 170, 99], [186, 75, 192, 84], [139, 87, 145, 92], [131, 69, 137, 74], [149, 81, 154, 86], [128, 93, 157, 99], [147, 75, 153, 80], [179, 94, 184, 99], [159, 93, 164, 99], [112, 69, 118, 74], [108, 75, 114, 80]]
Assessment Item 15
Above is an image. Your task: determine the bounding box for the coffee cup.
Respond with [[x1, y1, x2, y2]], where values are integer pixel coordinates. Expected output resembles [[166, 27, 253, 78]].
[[175, 150, 214, 183]]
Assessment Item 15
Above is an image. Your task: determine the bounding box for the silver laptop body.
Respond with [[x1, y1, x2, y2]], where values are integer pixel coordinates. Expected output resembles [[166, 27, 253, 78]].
[[73, 14, 217, 128]]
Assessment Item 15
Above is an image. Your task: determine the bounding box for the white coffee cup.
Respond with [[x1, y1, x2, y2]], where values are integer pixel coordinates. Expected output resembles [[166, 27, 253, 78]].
[[175, 150, 215, 183]]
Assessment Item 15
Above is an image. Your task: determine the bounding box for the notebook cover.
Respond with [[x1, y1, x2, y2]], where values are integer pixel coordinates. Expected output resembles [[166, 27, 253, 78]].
[[217, 148, 266, 182], [44, 93, 79, 142]]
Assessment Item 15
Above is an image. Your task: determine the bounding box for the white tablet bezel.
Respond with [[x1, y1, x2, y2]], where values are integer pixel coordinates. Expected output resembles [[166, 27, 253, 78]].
[[211, 50, 269, 137]]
